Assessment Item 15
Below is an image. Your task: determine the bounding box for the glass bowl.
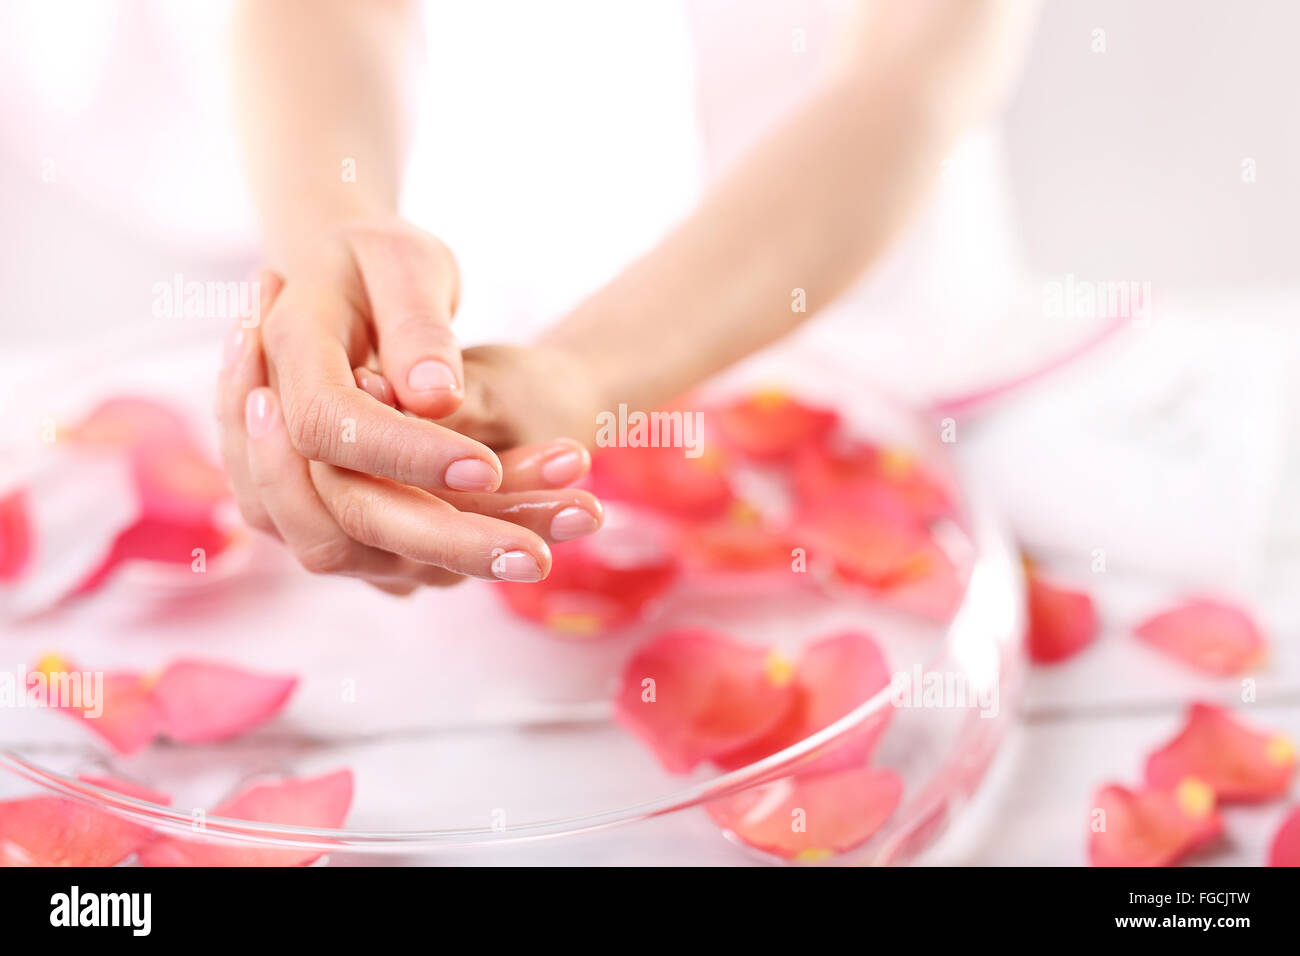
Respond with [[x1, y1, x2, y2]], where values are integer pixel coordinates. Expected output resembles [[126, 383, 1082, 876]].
[[0, 333, 1024, 865]]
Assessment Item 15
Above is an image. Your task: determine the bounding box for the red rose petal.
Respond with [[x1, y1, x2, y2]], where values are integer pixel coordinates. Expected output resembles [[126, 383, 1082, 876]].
[[589, 443, 733, 520], [35, 655, 295, 754], [712, 391, 838, 462], [495, 527, 679, 637], [798, 504, 941, 591], [707, 766, 903, 861], [1134, 598, 1266, 675], [151, 660, 298, 744], [33, 654, 163, 757], [0, 489, 32, 582], [0, 775, 170, 867], [794, 441, 955, 527], [1269, 805, 1300, 866], [1088, 781, 1223, 867], [714, 631, 892, 773], [131, 442, 230, 525], [677, 500, 793, 573], [137, 770, 353, 867], [1025, 564, 1098, 664], [614, 629, 798, 773], [1145, 703, 1296, 803], [73, 517, 232, 595]]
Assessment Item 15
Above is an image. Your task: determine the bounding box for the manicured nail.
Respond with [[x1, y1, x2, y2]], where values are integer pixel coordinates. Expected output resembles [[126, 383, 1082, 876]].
[[541, 449, 584, 486], [444, 458, 499, 491], [244, 389, 274, 439], [491, 550, 542, 582], [222, 325, 245, 370], [549, 506, 599, 541], [407, 359, 458, 392]]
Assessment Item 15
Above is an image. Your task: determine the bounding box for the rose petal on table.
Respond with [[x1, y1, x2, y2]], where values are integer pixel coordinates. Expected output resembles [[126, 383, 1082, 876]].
[[589, 442, 733, 520], [495, 525, 679, 637], [707, 766, 903, 862], [1145, 702, 1296, 803], [1025, 564, 1098, 664], [131, 441, 231, 525], [714, 631, 892, 774], [1268, 804, 1300, 866], [1133, 598, 1266, 675], [151, 660, 297, 744], [1088, 780, 1223, 867], [711, 390, 838, 462], [34, 655, 296, 753], [73, 517, 233, 595], [33, 654, 163, 756], [793, 440, 955, 527], [0, 488, 33, 582], [137, 769, 354, 867], [614, 629, 798, 773], [0, 775, 170, 867]]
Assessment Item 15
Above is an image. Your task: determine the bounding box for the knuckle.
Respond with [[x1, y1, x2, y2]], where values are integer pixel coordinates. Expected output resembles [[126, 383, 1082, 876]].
[[295, 536, 355, 575], [333, 487, 377, 544], [287, 389, 337, 459]]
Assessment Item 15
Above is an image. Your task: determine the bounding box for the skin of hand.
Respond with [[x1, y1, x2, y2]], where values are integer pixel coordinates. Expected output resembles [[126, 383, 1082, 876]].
[[218, 271, 605, 595]]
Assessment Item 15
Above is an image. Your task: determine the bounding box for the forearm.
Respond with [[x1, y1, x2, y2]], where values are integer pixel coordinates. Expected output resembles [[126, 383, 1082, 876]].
[[231, 0, 420, 271], [545, 1, 1035, 414]]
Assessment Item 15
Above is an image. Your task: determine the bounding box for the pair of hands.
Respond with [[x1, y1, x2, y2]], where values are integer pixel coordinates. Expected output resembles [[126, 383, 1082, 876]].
[[216, 219, 606, 594]]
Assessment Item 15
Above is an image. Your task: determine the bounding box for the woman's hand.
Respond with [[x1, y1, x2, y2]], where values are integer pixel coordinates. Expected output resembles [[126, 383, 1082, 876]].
[[250, 217, 510, 494], [218, 270, 604, 595]]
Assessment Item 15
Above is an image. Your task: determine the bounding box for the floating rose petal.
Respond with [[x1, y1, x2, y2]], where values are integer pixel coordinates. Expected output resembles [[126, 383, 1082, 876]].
[[714, 631, 892, 774], [589, 442, 733, 520], [1134, 598, 1266, 675], [677, 500, 793, 573], [138, 770, 353, 867], [0, 489, 32, 582], [131, 441, 230, 525], [712, 390, 838, 462], [0, 775, 169, 867], [1145, 703, 1296, 803], [794, 441, 955, 528], [151, 660, 298, 744], [1025, 563, 1098, 664], [614, 629, 798, 773], [1269, 805, 1300, 867], [35, 655, 296, 755], [1088, 780, 1223, 867], [707, 766, 903, 862], [797, 504, 944, 592], [495, 524, 679, 637]]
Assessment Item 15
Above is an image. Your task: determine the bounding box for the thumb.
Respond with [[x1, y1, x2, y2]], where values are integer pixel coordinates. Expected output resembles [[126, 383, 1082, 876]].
[[353, 230, 465, 418]]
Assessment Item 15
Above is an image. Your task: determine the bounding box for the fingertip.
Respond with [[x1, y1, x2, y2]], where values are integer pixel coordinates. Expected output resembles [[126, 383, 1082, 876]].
[[444, 457, 502, 493], [396, 358, 464, 418], [540, 441, 592, 486], [244, 387, 277, 440]]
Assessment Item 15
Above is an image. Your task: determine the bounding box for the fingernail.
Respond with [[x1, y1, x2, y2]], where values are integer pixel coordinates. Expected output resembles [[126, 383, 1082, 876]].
[[444, 458, 499, 491], [549, 506, 599, 541], [407, 359, 458, 392], [245, 389, 274, 439], [222, 325, 245, 370], [492, 550, 542, 582], [541, 450, 584, 486]]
